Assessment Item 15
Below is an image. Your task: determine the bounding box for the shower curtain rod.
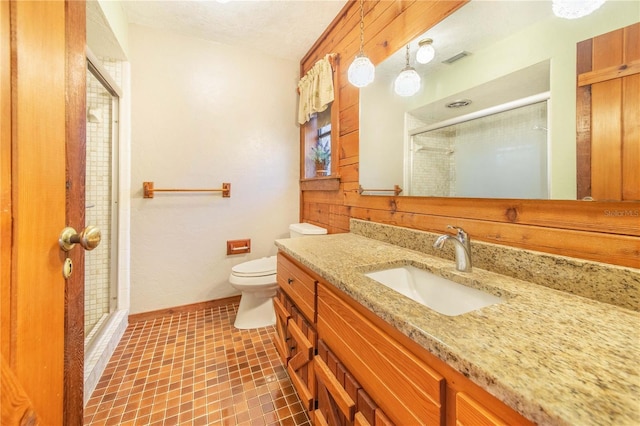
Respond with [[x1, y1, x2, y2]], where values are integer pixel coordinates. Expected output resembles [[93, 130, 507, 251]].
[[409, 91, 550, 137]]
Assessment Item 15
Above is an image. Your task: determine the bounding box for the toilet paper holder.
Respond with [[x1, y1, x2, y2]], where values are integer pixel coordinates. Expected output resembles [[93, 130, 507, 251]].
[[227, 239, 251, 255]]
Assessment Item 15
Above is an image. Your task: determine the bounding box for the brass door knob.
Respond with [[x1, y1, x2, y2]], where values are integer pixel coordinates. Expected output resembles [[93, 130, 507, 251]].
[[59, 226, 101, 252]]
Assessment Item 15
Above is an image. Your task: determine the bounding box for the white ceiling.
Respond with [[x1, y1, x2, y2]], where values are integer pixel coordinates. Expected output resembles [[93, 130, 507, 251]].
[[116, 0, 348, 62]]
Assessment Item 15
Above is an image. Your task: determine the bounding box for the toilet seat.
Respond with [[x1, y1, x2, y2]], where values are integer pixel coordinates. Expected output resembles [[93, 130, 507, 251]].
[[231, 256, 277, 278]]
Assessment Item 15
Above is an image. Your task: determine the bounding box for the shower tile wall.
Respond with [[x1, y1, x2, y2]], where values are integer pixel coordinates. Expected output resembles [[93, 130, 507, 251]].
[[406, 114, 456, 197], [85, 59, 122, 338], [411, 131, 456, 197]]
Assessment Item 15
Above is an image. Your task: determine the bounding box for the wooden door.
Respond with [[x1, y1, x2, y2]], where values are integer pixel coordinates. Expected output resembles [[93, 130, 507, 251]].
[[1, 1, 86, 425]]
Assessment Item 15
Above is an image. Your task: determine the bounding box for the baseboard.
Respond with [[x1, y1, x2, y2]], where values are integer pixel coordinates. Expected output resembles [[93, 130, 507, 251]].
[[128, 296, 241, 324]]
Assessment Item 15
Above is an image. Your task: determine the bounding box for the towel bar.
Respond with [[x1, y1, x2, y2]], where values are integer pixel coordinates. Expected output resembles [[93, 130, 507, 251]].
[[358, 184, 403, 196], [143, 181, 231, 198]]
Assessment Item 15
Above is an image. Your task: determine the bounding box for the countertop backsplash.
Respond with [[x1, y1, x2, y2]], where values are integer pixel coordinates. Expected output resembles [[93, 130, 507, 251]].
[[350, 219, 639, 312]]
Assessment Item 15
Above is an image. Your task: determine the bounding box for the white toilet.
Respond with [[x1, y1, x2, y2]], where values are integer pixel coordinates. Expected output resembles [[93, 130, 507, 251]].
[[229, 223, 327, 329]]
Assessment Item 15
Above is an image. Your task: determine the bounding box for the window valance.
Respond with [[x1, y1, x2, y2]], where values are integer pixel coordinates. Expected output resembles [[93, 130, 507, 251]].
[[297, 53, 336, 125]]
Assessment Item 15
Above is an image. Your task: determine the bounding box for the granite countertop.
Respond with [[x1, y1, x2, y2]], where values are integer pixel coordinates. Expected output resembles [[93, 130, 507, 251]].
[[275, 233, 640, 426]]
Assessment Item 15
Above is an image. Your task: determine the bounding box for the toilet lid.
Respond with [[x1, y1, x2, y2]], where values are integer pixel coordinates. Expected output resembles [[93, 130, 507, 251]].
[[231, 256, 277, 277]]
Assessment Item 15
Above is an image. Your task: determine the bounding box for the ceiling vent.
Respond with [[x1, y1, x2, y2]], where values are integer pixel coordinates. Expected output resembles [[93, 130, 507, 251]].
[[446, 99, 472, 108], [442, 51, 472, 64]]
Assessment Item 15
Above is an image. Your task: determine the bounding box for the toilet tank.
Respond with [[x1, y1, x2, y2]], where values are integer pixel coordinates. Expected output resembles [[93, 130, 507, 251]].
[[289, 223, 328, 238]]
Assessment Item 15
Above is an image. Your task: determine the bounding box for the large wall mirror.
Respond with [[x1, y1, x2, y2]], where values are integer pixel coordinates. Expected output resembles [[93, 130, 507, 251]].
[[359, 0, 639, 200]]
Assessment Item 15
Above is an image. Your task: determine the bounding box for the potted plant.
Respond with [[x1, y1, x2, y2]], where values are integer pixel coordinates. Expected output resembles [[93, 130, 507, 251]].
[[311, 139, 331, 177]]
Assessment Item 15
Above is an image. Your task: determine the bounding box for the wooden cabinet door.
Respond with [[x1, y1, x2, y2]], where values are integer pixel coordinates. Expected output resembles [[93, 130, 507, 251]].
[[273, 289, 292, 364], [274, 288, 317, 412], [315, 339, 393, 426], [287, 304, 316, 412], [317, 283, 445, 425]]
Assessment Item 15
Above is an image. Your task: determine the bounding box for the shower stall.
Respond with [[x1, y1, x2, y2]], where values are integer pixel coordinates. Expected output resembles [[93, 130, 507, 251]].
[[84, 53, 128, 404], [406, 95, 550, 199]]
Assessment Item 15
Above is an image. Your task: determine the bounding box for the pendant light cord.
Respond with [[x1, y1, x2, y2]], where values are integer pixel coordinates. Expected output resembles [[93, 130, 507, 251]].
[[405, 44, 410, 68], [359, 0, 365, 54]]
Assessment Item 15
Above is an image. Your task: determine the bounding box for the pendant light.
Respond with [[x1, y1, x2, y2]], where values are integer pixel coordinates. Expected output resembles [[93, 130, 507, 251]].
[[416, 38, 435, 64], [552, 0, 606, 19], [348, 0, 375, 88], [394, 45, 421, 97]]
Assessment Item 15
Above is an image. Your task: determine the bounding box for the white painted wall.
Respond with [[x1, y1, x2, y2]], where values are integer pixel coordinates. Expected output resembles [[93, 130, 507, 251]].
[[129, 25, 300, 314]]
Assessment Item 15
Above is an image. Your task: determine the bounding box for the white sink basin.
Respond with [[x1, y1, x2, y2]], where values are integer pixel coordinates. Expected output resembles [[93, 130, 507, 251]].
[[365, 265, 503, 316]]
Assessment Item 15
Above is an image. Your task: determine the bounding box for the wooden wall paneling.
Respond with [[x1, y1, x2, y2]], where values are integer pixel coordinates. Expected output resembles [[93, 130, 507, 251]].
[[622, 24, 640, 201], [339, 105, 358, 136], [348, 206, 639, 266], [591, 79, 623, 200], [622, 73, 640, 200], [328, 204, 351, 232], [338, 83, 359, 111], [591, 26, 624, 201], [593, 27, 624, 69], [363, 1, 467, 65], [623, 22, 639, 61], [303, 202, 351, 233], [346, 196, 640, 236], [576, 39, 592, 200], [304, 201, 333, 226], [302, 187, 345, 204], [340, 154, 359, 167], [338, 162, 359, 183], [301, 1, 360, 71]]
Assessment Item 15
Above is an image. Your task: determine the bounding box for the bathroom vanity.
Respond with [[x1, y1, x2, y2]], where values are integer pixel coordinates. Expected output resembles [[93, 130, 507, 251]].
[[274, 221, 639, 425]]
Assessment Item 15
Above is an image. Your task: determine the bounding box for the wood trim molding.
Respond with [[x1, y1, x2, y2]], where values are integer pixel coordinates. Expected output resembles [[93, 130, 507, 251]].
[[300, 176, 341, 192], [128, 296, 241, 324], [64, 1, 86, 424], [578, 59, 640, 86]]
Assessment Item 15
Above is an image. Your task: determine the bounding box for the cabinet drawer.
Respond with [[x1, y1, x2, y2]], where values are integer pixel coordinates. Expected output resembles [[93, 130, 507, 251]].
[[277, 253, 316, 322], [318, 283, 445, 425]]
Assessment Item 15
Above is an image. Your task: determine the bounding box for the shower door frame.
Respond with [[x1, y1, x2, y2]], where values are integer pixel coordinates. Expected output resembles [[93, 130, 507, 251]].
[[85, 50, 121, 348]]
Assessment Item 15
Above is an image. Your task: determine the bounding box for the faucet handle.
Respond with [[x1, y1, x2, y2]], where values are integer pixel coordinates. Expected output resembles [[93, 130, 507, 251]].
[[446, 225, 469, 242]]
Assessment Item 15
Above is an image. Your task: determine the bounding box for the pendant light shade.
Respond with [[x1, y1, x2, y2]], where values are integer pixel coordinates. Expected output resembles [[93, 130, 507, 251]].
[[348, 54, 375, 88], [552, 0, 606, 19], [348, 0, 375, 88], [394, 45, 421, 97], [416, 39, 435, 64]]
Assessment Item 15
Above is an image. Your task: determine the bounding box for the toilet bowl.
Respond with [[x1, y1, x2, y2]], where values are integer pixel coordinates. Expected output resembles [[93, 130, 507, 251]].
[[229, 256, 278, 329], [229, 222, 327, 329]]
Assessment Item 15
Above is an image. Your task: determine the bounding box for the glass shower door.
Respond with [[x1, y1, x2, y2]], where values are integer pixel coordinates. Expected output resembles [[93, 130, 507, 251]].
[[85, 63, 119, 348]]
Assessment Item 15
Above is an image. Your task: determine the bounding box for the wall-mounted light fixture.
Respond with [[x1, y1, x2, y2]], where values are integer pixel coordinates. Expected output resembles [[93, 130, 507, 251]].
[[348, 0, 375, 88], [416, 38, 435, 64], [552, 0, 606, 19], [394, 45, 421, 97]]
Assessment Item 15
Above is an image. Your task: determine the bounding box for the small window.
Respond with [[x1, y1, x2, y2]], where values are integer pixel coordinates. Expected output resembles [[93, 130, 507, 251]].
[[305, 106, 332, 178]]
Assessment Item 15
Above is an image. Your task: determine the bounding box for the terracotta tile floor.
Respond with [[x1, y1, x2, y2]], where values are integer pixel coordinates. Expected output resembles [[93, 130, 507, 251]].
[[84, 303, 311, 426]]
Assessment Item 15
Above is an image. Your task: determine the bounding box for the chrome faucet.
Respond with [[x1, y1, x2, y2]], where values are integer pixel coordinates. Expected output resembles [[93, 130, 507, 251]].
[[433, 225, 472, 272]]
